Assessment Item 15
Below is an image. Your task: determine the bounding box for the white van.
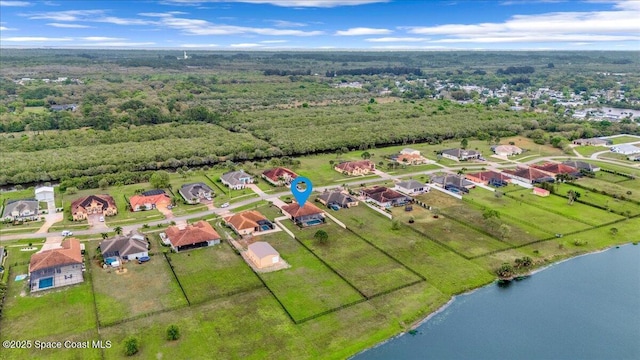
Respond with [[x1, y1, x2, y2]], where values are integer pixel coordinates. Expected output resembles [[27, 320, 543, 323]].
[[61, 230, 73, 236]]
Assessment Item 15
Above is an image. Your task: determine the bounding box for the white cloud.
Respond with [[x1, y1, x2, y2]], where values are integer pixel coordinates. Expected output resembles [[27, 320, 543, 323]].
[[75, 42, 156, 47], [180, 43, 219, 47], [335, 27, 392, 36], [3, 36, 73, 41], [161, 0, 388, 7], [96, 16, 153, 25], [365, 37, 429, 42], [27, 9, 105, 21], [431, 34, 640, 43], [230, 43, 262, 47], [47, 22, 91, 28], [81, 37, 125, 41], [0, 1, 30, 6], [269, 19, 307, 27], [0, 25, 17, 30], [261, 39, 287, 43]]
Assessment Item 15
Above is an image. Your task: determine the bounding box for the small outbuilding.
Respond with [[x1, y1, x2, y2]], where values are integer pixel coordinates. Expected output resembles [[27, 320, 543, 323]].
[[246, 242, 280, 269]]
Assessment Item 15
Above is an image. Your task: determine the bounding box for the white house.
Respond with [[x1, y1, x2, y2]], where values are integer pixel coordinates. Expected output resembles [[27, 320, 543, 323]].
[[611, 144, 640, 155], [35, 186, 55, 202], [394, 180, 428, 195]]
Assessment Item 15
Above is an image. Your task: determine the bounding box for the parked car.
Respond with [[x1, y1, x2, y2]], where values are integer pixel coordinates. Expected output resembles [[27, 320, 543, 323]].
[[221, 202, 230, 208], [61, 230, 73, 236]]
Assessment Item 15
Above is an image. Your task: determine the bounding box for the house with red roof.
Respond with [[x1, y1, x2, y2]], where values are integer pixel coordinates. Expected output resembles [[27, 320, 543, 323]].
[[129, 192, 171, 212], [465, 171, 511, 187], [531, 163, 580, 177], [163, 221, 221, 252], [532, 187, 550, 197], [29, 238, 84, 292], [224, 210, 275, 236], [334, 160, 375, 176], [360, 186, 411, 207], [282, 202, 325, 227], [503, 166, 555, 184], [262, 167, 298, 186]]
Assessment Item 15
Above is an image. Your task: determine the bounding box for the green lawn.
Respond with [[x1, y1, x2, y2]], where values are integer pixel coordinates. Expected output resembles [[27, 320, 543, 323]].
[[282, 220, 422, 297], [257, 231, 364, 321], [167, 241, 262, 305], [556, 183, 640, 216], [578, 178, 640, 202], [90, 246, 188, 326], [572, 145, 603, 157], [606, 135, 640, 145], [332, 205, 494, 295]]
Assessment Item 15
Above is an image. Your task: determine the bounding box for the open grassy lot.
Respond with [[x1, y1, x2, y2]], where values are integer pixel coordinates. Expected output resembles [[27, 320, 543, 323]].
[[607, 135, 640, 145], [0, 187, 37, 205], [572, 145, 605, 157], [465, 187, 592, 234], [556, 183, 640, 216], [593, 169, 635, 183], [167, 241, 262, 305], [257, 231, 364, 321], [282, 220, 422, 297], [0, 262, 101, 360], [506, 188, 624, 226], [578, 178, 640, 202], [599, 152, 636, 163], [89, 247, 188, 326], [332, 205, 494, 295], [589, 161, 640, 177]]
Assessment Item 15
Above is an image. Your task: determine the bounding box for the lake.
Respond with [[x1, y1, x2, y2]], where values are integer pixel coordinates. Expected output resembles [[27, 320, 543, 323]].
[[354, 245, 640, 360]]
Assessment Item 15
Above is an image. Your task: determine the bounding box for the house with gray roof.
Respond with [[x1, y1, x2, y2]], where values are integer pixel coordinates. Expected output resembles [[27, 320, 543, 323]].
[[317, 190, 359, 209], [394, 180, 429, 195], [179, 183, 213, 204], [2, 199, 39, 221], [441, 148, 482, 162], [430, 174, 475, 193], [561, 160, 600, 172], [100, 231, 149, 261], [611, 144, 640, 155], [221, 170, 254, 190]]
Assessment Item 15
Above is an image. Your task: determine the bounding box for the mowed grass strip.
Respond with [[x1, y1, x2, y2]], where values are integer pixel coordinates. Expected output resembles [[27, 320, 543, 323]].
[[506, 188, 624, 226], [256, 231, 364, 321], [283, 220, 422, 298], [579, 177, 640, 202], [333, 205, 494, 295], [168, 242, 262, 304], [465, 187, 592, 234], [90, 247, 187, 326], [556, 183, 640, 216]]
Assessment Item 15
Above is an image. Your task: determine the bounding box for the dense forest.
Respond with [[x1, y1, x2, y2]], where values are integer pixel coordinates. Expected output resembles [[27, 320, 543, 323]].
[[1, 50, 638, 188]]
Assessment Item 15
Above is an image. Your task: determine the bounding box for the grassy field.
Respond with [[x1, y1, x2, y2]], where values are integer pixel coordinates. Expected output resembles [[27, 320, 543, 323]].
[[332, 205, 494, 295], [90, 247, 188, 326], [257, 230, 364, 321], [607, 135, 640, 144], [572, 145, 604, 157], [556, 183, 640, 216], [167, 241, 262, 305], [282, 220, 422, 297]]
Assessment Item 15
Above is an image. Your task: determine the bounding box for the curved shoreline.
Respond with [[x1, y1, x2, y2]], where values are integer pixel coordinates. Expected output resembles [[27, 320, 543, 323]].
[[350, 242, 635, 359]]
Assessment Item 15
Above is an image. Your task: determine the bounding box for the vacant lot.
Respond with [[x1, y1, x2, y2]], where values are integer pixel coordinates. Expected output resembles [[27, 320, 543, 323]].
[[257, 231, 364, 321], [578, 178, 640, 202], [168, 241, 262, 305], [282, 220, 422, 297], [333, 205, 494, 295], [90, 248, 187, 326], [555, 183, 640, 216], [607, 135, 640, 145]]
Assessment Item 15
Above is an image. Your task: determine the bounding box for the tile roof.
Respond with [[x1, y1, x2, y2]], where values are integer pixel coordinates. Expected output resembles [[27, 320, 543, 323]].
[[562, 160, 598, 171], [503, 167, 554, 181], [465, 171, 511, 183], [493, 145, 522, 154], [262, 167, 298, 182], [396, 180, 424, 190], [317, 190, 357, 207], [531, 163, 579, 175], [100, 232, 148, 258], [225, 210, 268, 231], [361, 186, 408, 203], [179, 182, 212, 198], [165, 221, 220, 248], [248, 242, 278, 259], [221, 170, 252, 186], [71, 194, 116, 214], [335, 160, 374, 172], [441, 148, 480, 158], [282, 202, 324, 218], [431, 174, 474, 188], [129, 193, 171, 209], [2, 199, 38, 217], [30, 238, 83, 272]]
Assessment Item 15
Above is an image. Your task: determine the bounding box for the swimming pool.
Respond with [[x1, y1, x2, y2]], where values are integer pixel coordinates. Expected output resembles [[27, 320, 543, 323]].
[[261, 225, 271, 231], [39, 277, 53, 289], [305, 219, 323, 226]]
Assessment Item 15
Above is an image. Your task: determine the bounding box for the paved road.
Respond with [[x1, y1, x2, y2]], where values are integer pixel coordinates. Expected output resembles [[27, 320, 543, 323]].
[[2, 153, 637, 243]]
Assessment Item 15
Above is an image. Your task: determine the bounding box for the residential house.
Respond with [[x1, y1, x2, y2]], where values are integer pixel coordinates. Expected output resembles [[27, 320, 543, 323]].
[[392, 148, 429, 165], [532, 187, 550, 197], [99, 231, 149, 262], [394, 180, 428, 195], [221, 170, 254, 190], [50, 104, 77, 112], [224, 210, 274, 236], [334, 160, 375, 176], [34, 186, 54, 202], [531, 163, 581, 177], [246, 242, 280, 269], [360, 186, 411, 207], [611, 144, 640, 155], [465, 171, 511, 187], [179, 183, 213, 204], [441, 148, 482, 162], [503, 167, 555, 184], [71, 194, 118, 221], [492, 145, 523, 156], [628, 154, 640, 162], [29, 238, 84, 292], [129, 191, 171, 212], [317, 190, 359, 209], [282, 202, 326, 227], [562, 160, 600, 172], [164, 221, 221, 252], [572, 138, 610, 146], [262, 167, 298, 186], [430, 174, 476, 193], [2, 199, 39, 221]]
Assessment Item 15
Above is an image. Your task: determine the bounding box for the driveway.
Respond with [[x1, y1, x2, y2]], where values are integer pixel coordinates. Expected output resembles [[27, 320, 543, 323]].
[[35, 212, 63, 234], [88, 214, 108, 231], [157, 205, 174, 219]]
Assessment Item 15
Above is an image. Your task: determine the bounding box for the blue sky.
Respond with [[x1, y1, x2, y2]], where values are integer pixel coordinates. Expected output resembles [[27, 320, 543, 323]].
[[0, 0, 638, 50]]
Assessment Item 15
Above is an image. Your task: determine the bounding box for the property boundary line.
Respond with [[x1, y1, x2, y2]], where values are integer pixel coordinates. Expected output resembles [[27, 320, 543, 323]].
[[162, 252, 191, 306]]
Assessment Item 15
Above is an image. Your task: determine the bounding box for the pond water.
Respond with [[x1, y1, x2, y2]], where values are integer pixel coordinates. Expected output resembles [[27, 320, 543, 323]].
[[354, 245, 640, 360]]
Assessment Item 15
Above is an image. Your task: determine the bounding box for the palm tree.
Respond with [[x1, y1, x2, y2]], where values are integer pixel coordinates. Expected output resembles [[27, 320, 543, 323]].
[[114, 226, 123, 235], [101, 233, 109, 240]]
